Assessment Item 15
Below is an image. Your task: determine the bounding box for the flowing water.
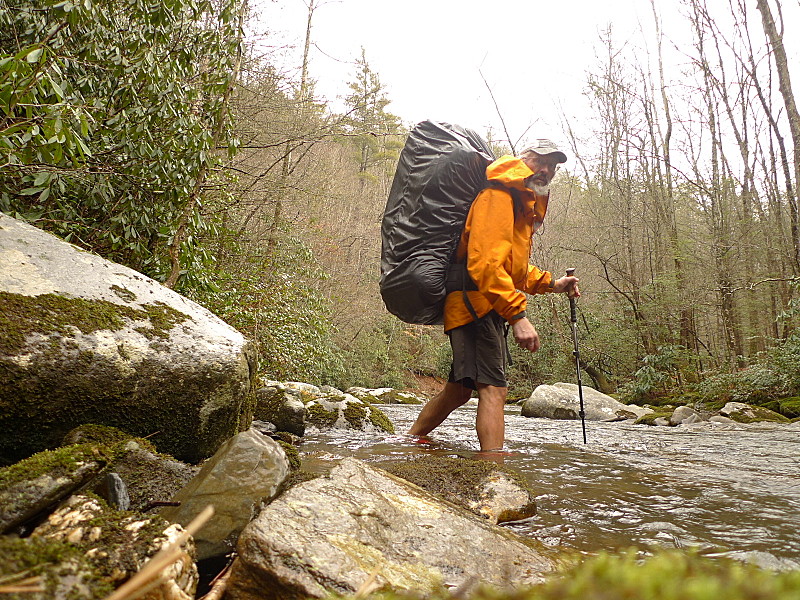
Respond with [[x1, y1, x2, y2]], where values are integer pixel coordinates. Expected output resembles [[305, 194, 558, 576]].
[[298, 402, 800, 568]]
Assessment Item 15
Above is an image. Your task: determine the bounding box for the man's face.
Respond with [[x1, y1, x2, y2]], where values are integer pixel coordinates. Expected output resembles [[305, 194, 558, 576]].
[[522, 153, 562, 187]]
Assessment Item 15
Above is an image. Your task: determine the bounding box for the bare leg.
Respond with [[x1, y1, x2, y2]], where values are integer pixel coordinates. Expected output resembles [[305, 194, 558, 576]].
[[408, 381, 472, 437], [475, 383, 508, 451]]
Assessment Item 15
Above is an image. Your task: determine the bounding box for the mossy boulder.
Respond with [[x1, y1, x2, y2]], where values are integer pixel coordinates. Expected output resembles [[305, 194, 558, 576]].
[[253, 386, 306, 436], [347, 387, 425, 405], [0, 443, 107, 534], [720, 402, 791, 424], [0, 213, 257, 464], [635, 411, 672, 426], [757, 396, 800, 419], [305, 393, 395, 433]]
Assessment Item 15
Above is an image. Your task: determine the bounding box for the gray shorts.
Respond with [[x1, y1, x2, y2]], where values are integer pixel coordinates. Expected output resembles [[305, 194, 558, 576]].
[[447, 311, 509, 390]]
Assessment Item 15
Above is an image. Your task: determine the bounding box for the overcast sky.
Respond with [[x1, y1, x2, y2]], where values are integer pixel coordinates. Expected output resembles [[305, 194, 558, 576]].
[[249, 0, 800, 151]]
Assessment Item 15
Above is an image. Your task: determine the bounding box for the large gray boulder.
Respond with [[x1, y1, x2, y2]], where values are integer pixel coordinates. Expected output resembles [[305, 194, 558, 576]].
[[521, 383, 653, 421], [0, 213, 256, 463], [160, 429, 289, 560], [226, 458, 554, 600]]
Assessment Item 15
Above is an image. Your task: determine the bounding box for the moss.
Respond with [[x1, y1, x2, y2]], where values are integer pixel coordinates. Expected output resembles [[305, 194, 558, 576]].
[[0, 535, 113, 599], [277, 440, 301, 471], [343, 401, 368, 428], [280, 469, 320, 492], [306, 402, 339, 428], [61, 424, 137, 448], [0, 443, 107, 491], [0, 292, 190, 356], [368, 405, 395, 433], [352, 549, 800, 600], [758, 397, 800, 419], [726, 405, 790, 424], [379, 455, 533, 509], [298, 390, 318, 404], [110, 285, 137, 303]]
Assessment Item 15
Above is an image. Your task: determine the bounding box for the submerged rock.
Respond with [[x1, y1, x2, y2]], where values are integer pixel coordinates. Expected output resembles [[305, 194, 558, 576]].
[[380, 454, 536, 524], [0, 212, 256, 464], [521, 383, 653, 421], [160, 429, 289, 560], [226, 458, 553, 600]]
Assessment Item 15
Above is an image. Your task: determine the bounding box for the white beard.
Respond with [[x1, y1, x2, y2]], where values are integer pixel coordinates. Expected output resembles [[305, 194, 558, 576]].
[[525, 179, 550, 195]]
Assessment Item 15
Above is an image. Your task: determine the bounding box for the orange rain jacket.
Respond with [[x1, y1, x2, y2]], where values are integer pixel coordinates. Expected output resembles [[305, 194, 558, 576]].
[[443, 155, 554, 332]]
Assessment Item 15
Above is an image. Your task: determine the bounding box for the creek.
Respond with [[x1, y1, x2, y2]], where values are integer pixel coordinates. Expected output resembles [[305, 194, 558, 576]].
[[299, 402, 800, 569]]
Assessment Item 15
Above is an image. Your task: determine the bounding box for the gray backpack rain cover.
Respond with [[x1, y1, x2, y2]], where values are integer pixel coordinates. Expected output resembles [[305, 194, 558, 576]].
[[380, 120, 495, 325]]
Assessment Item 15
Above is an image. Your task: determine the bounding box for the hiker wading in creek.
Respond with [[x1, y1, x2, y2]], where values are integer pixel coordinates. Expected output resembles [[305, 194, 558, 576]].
[[408, 140, 580, 452]]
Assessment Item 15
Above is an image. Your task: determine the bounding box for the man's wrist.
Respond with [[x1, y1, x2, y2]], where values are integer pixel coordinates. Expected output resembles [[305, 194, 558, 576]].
[[509, 311, 527, 323]]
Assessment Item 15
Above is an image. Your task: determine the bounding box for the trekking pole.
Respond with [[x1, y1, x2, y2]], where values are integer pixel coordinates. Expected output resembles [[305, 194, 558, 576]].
[[566, 268, 587, 444]]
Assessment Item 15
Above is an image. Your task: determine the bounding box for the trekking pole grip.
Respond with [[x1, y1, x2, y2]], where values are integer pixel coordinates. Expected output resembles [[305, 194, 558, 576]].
[[565, 268, 577, 322]]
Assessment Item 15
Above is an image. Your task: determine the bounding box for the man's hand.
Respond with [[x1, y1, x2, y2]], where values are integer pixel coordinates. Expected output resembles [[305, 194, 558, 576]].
[[553, 275, 580, 298], [512, 317, 540, 353]]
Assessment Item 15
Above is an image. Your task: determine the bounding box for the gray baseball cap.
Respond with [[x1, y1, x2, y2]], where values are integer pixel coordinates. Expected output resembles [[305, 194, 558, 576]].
[[521, 139, 567, 163]]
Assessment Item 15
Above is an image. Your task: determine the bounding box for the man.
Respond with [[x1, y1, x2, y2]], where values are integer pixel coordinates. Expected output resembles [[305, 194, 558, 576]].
[[407, 140, 580, 452]]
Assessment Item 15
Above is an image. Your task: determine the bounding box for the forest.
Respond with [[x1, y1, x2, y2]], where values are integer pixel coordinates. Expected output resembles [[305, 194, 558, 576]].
[[2, 0, 800, 418]]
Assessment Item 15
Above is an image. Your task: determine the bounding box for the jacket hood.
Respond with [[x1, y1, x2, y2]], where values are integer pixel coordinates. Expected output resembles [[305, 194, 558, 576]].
[[485, 155, 535, 190]]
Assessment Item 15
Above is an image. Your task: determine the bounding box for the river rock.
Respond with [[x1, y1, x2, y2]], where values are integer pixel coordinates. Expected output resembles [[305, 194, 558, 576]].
[[347, 387, 425, 404], [226, 458, 553, 600], [160, 429, 289, 560], [32, 494, 197, 600], [305, 392, 395, 433], [254, 386, 306, 436], [0, 444, 106, 534], [720, 402, 790, 423], [95, 473, 130, 511], [670, 406, 703, 426], [0, 213, 256, 463], [521, 383, 653, 421]]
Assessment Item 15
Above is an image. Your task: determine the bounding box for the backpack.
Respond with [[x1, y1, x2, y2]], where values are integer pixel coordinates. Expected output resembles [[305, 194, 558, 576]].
[[379, 120, 496, 325]]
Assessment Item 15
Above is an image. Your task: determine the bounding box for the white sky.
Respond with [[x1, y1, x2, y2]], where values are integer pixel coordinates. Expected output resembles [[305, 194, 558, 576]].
[[249, 0, 800, 152]]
